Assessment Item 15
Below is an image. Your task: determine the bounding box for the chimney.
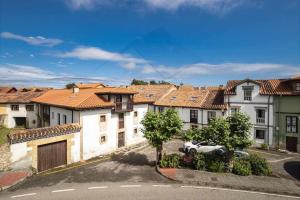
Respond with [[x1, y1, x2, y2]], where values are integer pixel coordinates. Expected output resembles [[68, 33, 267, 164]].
[[219, 85, 224, 89], [72, 87, 79, 93]]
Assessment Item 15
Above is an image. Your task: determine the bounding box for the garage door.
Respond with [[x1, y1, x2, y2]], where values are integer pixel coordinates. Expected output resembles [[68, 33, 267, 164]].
[[286, 136, 297, 152], [38, 140, 67, 172]]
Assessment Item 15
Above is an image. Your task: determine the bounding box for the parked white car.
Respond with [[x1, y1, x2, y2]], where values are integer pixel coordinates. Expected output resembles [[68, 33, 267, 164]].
[[183, 141, 223, 155]]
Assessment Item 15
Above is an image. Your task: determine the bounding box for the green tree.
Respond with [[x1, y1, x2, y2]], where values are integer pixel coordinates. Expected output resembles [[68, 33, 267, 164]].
[[227, 112, 252, 150], [141, 109, 183, 164], [65, 82, 76, 89], [131, 79, 148, 85]]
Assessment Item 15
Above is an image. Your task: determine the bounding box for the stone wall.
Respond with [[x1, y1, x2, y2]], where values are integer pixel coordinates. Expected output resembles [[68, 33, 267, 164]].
[[0, 143, 11, 171]]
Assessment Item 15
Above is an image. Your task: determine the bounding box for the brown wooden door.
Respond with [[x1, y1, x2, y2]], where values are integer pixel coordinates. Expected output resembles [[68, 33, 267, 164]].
[[38, 140, 67, 172], [118, 132, 125, 148], [118, 113, 124, 129], [286, 136, 297, 152]]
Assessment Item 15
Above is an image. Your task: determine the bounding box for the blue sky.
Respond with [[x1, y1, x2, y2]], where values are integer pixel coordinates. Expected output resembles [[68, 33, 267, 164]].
[[0, 0, 299, 87]]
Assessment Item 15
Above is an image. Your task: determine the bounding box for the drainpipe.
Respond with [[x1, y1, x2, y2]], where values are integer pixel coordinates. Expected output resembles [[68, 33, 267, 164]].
[[277, 95, 281, 149], [201, 109, 203, 127], [267, 95, 271, 148], [72, 110, 74, 123]]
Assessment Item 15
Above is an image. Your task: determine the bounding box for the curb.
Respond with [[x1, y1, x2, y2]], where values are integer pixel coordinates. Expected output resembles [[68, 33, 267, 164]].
[[0, 171, 32, 192], [156, 168, 300, 197]]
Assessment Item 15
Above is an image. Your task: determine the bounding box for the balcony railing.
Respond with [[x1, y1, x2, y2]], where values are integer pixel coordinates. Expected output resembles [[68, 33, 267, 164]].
[[256, 118, 265, 124], [114, 101, 133, 112]]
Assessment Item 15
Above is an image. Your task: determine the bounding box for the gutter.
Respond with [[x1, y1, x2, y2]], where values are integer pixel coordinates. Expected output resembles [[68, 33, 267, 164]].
[[267, 95, 271, 147]]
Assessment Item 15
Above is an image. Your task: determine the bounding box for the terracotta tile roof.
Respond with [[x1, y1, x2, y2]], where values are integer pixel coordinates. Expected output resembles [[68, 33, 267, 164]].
[[0, 87, 17, 94], [225, 78, 300, 96], [32, 88, 114, 109], [0, 91, 45, 103], [94, 87, 137, 95], [201, 88, 226, 110], [75, 83, 105, 89], [127, 84, 176, 103], [154, 86, 209, 108], [8, 123, 81, 144]]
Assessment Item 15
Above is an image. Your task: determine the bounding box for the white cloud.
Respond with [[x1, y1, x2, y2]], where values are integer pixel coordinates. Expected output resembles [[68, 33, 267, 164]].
[[0, 32, 62, 47], [142, 62, 300, 78], [57, 46, 147, 69], [65, 0, 246, 14], [0, 63, 129, 87]]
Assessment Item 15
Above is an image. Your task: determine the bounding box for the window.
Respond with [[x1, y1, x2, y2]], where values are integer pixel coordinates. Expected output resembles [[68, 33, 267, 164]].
[[286, 116, 298, 133], [207, 111, 216, 123], [256, 109, 266, 124], [51, 112, 54, 119], [230, 107, 240, 115], [11, 104, 19, 111], [243, 86, 253, 101], [115, 95, 122, 103], [134, 128, 138, 134], [57, 113, 61, 125], [119, 113, 124, 129], [63, 115, 67, 124], [255, 129, 265, 140], [296, 82, 300, 92], [190, 110, 198, 123], [134, 111, 138, 117], [158, 107, 164, 113], [26, 104, 34, 111], [100, 115, 106, 122], [100, 135, 106, 144]]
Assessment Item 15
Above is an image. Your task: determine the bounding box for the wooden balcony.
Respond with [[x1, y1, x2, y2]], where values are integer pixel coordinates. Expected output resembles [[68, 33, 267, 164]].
[[114, 101, 133, 113]]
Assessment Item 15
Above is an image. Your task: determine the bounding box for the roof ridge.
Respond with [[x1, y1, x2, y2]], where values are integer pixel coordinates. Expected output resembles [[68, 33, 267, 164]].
[[199, 89, 210, 108]]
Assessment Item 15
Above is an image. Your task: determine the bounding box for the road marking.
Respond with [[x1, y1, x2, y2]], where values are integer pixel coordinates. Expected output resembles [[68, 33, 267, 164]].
[[269, 157, 293, 163], [120, 185, 141, 188], [52, 189, 75, 193], [11, 193, 37, 198], [181, 185, 300, 199], [152, 184, 171, 187], [88, 186, 108, 190]]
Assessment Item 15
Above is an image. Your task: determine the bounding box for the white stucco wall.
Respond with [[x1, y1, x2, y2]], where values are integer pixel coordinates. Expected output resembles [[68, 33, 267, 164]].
[[10, 142, 28, 163], [50, 107, 76, 126], [6, 104, 38, 128], [225, 82, 274, 146]]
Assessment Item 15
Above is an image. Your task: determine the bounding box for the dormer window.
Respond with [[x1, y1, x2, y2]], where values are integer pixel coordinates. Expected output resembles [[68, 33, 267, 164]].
[[243, 86, 253, 101], [296, 82, 300, 92]]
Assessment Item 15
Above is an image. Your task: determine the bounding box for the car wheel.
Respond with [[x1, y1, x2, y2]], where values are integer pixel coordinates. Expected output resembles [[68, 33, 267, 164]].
[[190, 148, 197, 155]]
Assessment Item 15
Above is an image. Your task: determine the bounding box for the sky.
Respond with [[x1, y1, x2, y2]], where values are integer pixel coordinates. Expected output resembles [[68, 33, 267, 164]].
[[0, 0, 299, 88]]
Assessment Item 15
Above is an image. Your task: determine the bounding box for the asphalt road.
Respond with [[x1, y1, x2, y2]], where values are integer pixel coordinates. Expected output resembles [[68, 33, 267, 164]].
[[1, 182, 299, 200]]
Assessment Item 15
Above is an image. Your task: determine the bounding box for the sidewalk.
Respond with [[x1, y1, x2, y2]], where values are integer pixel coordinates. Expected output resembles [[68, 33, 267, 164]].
[[0, 171, 31, 191], [159, 168, 300, 196]]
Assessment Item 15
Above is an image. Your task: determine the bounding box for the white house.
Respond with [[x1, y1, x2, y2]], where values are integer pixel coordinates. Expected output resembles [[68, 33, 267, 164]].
[[154, 85, 226, 130], [8, 86, 148, 172], [0, 91, 46, 128], [224, 79, 274, 147]]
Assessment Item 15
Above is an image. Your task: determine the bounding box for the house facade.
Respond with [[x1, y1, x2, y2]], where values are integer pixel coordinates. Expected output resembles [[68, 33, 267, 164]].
[[224, 79, 275, 147]]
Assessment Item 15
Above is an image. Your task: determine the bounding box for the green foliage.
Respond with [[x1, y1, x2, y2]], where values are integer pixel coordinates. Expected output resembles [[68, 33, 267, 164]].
[[131, 79, 148, 85], [206, 160, 226, 173], [227, 112, 252, 151], [248, 154, 272, 176], [260, 143, 268, 150], [232, 158, 251, 176], [65, 82, 76, 89], [159, 153, 182, 168], [182, 128, 205, 142], [142, 109, 183, 148], [203, 118, 231, 150], [0, 126, 11, 145], [193, 153, 206, 170], [131, 79, 171, 85]]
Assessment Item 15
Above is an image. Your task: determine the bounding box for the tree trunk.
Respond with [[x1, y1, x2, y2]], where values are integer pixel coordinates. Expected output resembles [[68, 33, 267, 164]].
[[156, 143, 163, 165]]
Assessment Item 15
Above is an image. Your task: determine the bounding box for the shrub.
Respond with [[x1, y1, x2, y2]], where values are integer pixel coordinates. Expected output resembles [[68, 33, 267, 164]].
[[232, 158, 251, 176], [260, 143, 268, 150], [206, 160, 226, 173], [159, 153, 181, 168], [248, 154, 272, 176], [193, 153, 206, 170]]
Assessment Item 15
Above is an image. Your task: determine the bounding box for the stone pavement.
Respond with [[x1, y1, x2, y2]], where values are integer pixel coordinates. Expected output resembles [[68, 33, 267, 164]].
[[0, 171, 31, 191], [159, 168, 300, 196]]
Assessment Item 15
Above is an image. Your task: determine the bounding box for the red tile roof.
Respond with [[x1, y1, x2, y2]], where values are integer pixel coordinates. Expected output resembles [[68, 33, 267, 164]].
[[0, 87, 17, 94], [75, 83, 105, 89], [0, 91, 45, 103], [8, 123, 81, 144]]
